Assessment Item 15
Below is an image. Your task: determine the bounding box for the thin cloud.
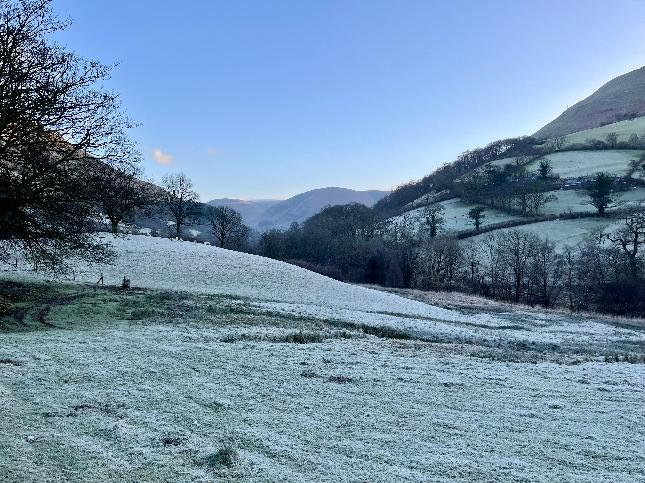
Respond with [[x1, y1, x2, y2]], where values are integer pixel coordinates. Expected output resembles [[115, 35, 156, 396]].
[[152, 148, 173, 166], [206, 148, 219, 157]]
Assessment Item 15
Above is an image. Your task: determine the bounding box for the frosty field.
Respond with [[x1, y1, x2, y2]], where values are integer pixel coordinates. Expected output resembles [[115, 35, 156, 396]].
[[1, 236, 645, 482], [466, 217, 625, 250], [487, 149, 644, 179], [533, 150, 644, 178], [561, 116, 645, 147], [391, 198, 521, 234], [542, 187, 645, 215]]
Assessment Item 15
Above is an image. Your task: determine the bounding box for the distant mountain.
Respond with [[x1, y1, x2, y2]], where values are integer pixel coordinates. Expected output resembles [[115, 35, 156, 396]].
[[208, 187, 389, 230], [206, 198, 281, 228], [534, 66, 645, 139]]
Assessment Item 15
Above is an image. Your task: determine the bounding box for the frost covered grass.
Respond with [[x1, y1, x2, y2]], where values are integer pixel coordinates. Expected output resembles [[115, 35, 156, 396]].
[[562, 116, 645, 147], [2, 237, 645, 481], [390, 197, 521, 233], [533, 150, 644, 178], [5, 234, 644, 350], [466, 217, 622, 250], [1, 282, 644, 482], [542, 187, 645, 215], [487, 149, 644, 178], [5, 235, 462, 322]]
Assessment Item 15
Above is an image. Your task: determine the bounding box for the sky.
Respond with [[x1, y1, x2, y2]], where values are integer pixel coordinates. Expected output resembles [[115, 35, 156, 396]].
[[53, 0, 645, 201]]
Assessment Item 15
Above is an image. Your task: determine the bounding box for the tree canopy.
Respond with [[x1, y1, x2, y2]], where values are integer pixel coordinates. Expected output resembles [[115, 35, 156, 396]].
[[0, 0, 139, 270]]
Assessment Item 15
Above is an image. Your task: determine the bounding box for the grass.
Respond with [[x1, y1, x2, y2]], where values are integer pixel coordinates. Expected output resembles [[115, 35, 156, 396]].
[[541, 187, 645, 215], [485, 150, 644, 178], [2, 278, 645, 481], [393, 198, 522, 234], [562, 116, 645, 146], [221, 328, 356, 344], [464, 216, 621, 250], [530, 150, 644, 178]]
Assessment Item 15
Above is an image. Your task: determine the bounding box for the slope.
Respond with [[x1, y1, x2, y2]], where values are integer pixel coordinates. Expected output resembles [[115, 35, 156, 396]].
[[534, 66, 645, 139], [2, 237, 644, 482]]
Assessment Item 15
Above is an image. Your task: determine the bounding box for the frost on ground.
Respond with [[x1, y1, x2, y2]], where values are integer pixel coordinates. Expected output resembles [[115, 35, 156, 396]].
[[389, 198, 521, 233], [542, 187, 645, 215], [529, 150, 643, 178], [487, 149, 644, 178], [465, 217, 624, 251], [1, 236, 645, 482], [6, 235, 644, 347], [562, 116, 645, 147]]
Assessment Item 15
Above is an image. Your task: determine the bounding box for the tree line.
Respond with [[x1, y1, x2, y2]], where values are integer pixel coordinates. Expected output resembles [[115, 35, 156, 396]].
[[414, 217, 645, 315], [257, 201, 645, 316]]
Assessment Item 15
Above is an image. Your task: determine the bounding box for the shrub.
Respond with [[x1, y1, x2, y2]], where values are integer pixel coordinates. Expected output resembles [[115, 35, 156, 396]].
[[327, 375, 354, 384], [203, 446, 240, 468], [128, 307, 157, 320], [274, 329, 325, 344], [162, 435, 186, 447], [0, 297, 13, 316]]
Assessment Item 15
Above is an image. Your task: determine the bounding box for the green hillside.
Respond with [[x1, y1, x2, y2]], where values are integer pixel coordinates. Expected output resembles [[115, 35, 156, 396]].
[[382, 111, 645, 249], [562, 116, 645, 147], [376, 67, 645, 248]]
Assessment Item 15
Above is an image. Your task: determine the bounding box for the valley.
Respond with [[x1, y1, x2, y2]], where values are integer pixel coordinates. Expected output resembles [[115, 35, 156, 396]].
[[2, 3, 645, 481]]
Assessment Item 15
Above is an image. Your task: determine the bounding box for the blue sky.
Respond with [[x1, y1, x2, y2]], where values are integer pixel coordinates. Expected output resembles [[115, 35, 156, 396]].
[[54, 0, 645, 200]]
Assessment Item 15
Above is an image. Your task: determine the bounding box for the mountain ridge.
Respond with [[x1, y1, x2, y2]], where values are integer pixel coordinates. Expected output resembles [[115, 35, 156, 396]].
[[208, 187, 389, 230], [534, 66, 645, 139]]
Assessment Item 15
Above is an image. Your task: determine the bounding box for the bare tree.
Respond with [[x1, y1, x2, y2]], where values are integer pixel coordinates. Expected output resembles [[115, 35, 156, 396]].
[[499, 230, 538, 303], [512, 165, 531, 214], [206, 205, 248, 248], [413, 236, 462, 290], [97, 162, 152, 235], [161, 173, 198, 238], [550, 135, 566, 151], [606, 132, 619, 149], [562, 245, 577, 311], [605, 210, 645, 279], [526, 191, 556, 216], [481, 234, 503, 299], [529, 238, 564, 307], [0, 0, 138, 270]]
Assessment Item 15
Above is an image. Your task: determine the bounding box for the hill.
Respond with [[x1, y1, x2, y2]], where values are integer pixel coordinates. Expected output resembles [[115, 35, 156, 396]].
[[209, 187, 389, 230], [372, 66, 645, 253], [534, 66, 645, 139], [2, 234, 644, 481]]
